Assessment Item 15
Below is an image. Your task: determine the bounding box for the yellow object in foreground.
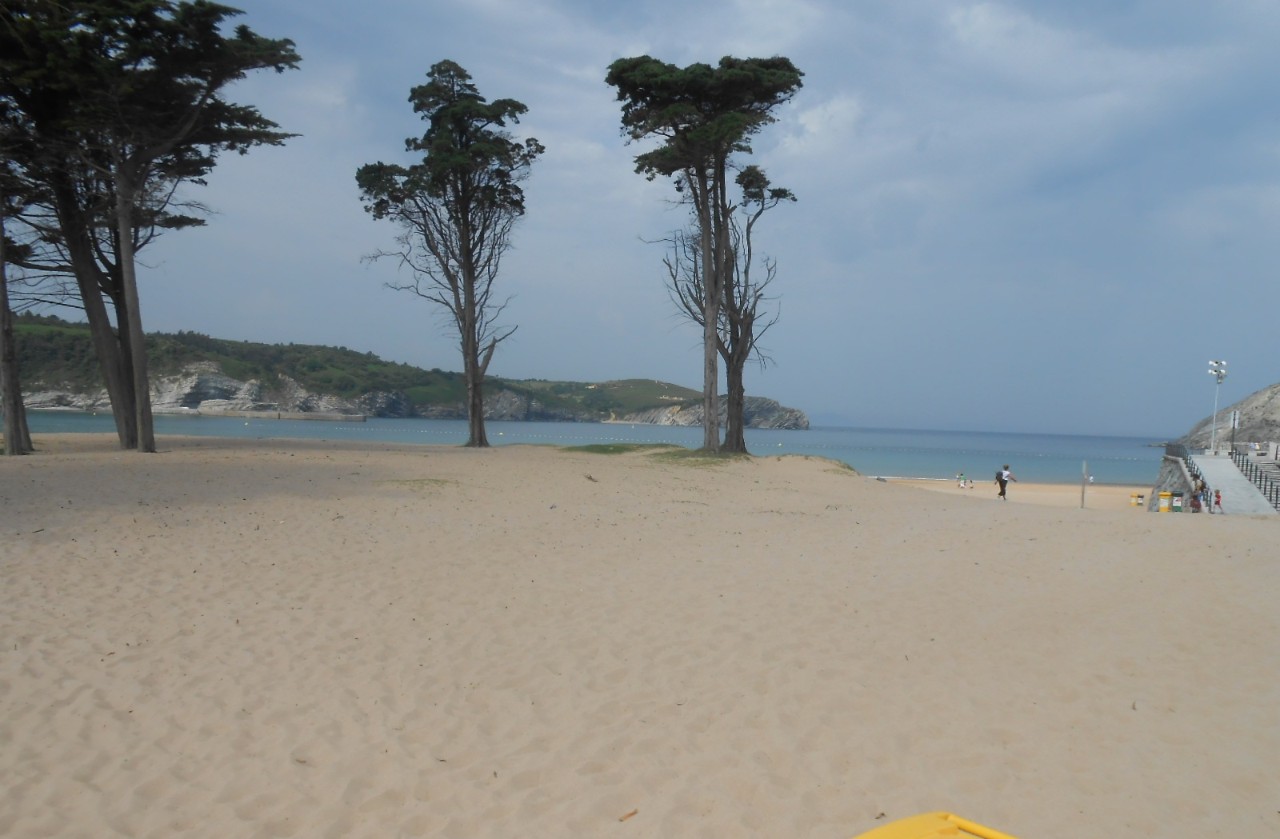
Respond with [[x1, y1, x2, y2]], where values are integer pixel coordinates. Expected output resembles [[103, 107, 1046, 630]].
[[851, 811, 1020, 839]]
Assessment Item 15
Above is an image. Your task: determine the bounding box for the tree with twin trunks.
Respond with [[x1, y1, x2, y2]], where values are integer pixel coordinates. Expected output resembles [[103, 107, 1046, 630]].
[[666, 165, 795, 454], [0, 0, 299, 451], [356, 60, 543, 448], [606, 55, 802, 452]]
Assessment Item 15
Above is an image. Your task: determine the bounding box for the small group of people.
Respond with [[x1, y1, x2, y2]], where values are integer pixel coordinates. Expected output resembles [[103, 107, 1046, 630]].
[[1191, 478, 1224, 514]]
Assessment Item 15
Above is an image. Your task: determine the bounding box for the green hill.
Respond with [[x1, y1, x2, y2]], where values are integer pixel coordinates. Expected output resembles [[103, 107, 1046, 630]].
[[12, 313, 702, 419]]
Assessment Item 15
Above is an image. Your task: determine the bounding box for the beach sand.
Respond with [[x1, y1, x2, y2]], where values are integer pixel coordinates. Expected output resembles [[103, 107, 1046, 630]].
[[893, 479, 1150, 511], [1, 435, 1276, 839]]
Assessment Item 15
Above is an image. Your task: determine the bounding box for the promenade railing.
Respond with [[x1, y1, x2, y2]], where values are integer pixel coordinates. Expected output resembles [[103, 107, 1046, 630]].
[[1229, 450, 1280, 512], [1166, 443, 1206, 485]]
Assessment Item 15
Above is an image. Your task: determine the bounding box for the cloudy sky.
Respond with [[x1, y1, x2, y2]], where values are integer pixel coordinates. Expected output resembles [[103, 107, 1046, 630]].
[[136, 0, 1279, 437]]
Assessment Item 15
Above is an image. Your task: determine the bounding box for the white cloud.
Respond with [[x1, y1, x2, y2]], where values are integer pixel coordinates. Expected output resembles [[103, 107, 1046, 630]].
[[779, 95, 863, 158], [725, 0, 829, 54], [102, 0, 1280, 434]]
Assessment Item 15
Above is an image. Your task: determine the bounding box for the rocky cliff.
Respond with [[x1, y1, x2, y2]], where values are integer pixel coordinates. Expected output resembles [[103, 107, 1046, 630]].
[[1177, 381, 1280, 449], [23, 362, 810, 429], [621, 397, 809, 430], [25, 361, 359, 416]]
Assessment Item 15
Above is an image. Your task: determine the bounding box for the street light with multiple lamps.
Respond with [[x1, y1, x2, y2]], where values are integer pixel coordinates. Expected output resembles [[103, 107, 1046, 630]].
[[1208, 360, 1228, 454]]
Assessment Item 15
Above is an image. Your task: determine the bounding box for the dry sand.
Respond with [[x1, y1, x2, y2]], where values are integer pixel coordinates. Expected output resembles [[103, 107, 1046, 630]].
[[891, 478, 1151, 511], [1, 435, 1276, 839]]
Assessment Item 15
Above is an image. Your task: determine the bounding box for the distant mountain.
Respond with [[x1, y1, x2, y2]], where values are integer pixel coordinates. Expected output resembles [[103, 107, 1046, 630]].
[[1177, 380, 1280, 449], [13, 314, 809, 429]]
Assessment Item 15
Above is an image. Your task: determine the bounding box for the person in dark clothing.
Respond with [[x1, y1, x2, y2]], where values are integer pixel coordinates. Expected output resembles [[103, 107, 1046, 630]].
[[996, 464, 1016, 500]]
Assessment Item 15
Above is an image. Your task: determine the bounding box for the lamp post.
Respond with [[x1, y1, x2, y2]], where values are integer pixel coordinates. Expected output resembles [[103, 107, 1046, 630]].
[[1208, 360, 1227, 454]]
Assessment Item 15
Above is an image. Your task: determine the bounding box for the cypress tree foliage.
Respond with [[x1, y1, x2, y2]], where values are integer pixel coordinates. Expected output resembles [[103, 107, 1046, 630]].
[[606, 55, 802, 452], [0, 0, 300, 451], [356, 60, 543, 448]]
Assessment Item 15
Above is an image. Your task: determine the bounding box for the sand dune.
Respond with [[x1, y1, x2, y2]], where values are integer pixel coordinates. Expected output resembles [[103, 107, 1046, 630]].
[[1, 435, 1276, 838]]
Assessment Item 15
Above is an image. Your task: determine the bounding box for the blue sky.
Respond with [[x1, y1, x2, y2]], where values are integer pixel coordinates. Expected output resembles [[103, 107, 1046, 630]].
[[135, 0, 1279, 437]]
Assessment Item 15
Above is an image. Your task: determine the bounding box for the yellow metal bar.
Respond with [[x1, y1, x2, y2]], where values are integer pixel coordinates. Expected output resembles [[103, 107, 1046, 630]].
[[946, 813, 1020, 839]]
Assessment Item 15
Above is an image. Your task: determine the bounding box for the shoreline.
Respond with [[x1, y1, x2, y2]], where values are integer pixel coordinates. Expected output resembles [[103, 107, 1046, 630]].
[[20, 413, 1168, 485], [887, 477, 1151, 510], [18, 431, 1155, 506]]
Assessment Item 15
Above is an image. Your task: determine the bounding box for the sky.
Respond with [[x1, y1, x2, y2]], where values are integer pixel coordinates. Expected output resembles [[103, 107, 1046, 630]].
[[128, 0, 1280, 437]]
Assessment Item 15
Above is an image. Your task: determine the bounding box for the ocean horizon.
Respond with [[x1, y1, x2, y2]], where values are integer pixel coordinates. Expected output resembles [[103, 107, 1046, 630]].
[[25, 410, 1167, 486]]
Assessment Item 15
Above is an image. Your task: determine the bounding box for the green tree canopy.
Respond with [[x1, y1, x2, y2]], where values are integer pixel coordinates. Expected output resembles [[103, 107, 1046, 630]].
[[606, 55, 802, 451], [356, 60, 543, 448], [0, 0, 300, 451]]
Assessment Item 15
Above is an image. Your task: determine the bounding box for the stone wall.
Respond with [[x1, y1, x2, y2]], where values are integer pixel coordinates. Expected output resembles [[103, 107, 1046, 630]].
[[1148, 456, 1194, 512]]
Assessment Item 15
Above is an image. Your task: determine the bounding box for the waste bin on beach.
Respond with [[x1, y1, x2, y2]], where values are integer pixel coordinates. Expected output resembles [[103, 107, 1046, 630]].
[[1171, 491, 1184, 512], [1158, 491, 1172, 512], [1130, 492, 1146, 506]]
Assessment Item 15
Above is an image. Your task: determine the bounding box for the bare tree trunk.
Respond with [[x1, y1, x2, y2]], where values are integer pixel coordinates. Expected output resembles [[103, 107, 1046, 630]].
[[1, 203, 34, 456], [721, 293, 752, 454], [692, 173, 720, 453], [51, 175, 137, 448], [460, 265, 489, 447], [721, 275, 750, 454], [701, 298, 719, 450], [76, 265, 136, 447], [465, 367, 488, 447], [115, 175, 155, 452], [722, 363, 748, 454], [719, 255, 751, 455], [462, 326, 489, 447]]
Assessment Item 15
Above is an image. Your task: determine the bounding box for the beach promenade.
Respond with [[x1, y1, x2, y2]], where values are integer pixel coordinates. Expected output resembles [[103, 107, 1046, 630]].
[[2, 436, 1276, 838], [1189, 453, 1278, 516]]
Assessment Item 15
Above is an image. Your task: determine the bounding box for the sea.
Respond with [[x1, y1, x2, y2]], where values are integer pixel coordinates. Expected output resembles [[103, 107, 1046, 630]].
[[25, 410, 1167, 486]]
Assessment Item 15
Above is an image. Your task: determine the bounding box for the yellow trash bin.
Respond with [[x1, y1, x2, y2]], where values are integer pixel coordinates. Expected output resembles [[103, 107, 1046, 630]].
[[1158, 491, 1172, 512], [851, 812, 1019, 839]]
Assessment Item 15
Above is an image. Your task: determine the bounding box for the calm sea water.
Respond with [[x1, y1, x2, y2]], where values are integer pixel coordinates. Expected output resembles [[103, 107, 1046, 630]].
[[26, 410, 1165, 485]]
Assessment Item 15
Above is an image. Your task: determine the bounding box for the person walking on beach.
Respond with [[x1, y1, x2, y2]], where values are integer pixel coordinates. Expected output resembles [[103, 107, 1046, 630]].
[[1214, 489, 1224, 513], [995, 464, 1016, 500]]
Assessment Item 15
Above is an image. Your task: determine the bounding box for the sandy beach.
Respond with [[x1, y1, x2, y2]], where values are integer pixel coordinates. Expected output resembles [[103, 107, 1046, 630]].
[[1, 435, 1276, 839], [891, 478, 1151, 511]]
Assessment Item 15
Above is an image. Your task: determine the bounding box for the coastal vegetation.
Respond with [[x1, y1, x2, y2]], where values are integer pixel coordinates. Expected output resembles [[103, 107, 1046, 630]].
[[12, 313, 706, 420], [565, 443, 682, 455]]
